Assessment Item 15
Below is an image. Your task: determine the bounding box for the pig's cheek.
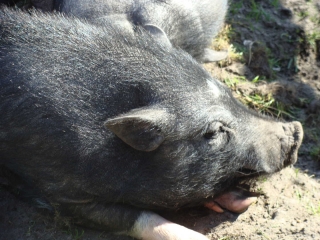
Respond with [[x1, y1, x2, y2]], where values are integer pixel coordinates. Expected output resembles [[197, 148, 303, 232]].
[[205, 192, 257, 214]]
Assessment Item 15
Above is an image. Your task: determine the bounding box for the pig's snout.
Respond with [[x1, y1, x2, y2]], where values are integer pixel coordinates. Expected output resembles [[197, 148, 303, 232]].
[[281, 121, 303, 167], [240, 120, 304, 176]]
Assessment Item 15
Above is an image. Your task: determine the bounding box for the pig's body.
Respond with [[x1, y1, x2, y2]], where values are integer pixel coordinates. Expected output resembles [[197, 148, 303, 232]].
[[0, 8, 303, 240], [55, 0, 228, 62]]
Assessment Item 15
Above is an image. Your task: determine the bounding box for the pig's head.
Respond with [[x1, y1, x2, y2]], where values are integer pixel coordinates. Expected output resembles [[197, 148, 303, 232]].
[[104, 78, 303, 208], [104, 74, 303, 209], [98, 28, 303, 209]]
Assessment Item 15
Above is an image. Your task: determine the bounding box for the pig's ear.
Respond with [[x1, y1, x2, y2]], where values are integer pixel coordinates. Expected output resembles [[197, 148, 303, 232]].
[[143, 24, 172, 49], [105, 108, 169, 152]]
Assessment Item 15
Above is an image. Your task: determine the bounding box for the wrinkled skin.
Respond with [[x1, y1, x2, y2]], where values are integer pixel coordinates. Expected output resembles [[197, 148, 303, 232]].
[[0, 8, 303, 240]]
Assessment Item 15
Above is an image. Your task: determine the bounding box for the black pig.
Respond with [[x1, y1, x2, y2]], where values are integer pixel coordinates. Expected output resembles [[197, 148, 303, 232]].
[[0, 8, 303, 240], [0, 0, 228, 62], [0, 0, 229, 62]]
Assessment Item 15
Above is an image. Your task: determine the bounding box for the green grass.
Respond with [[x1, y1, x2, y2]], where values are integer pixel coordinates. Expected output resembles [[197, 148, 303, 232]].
[[63, 226, 84, 240], [310, 146, 320, 161], [295, 189, 302, 201], [223, 76, 246, 89], [223, 76, 294, 119], [307, 202, 320, 215], [244, 0, 273, 22], [270, 0, 280, 7], [297, 10, 309, 19], [307, 32, 320, 46], [229, 1, 243, 15], [310, 15, 320, 25], [241, 93, 294, 118], [211, 24, 247, 66]]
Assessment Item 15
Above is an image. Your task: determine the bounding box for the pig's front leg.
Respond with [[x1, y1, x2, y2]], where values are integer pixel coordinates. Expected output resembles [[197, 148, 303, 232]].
[[131, 212, 209, 240], [70, 204, 208, 240]]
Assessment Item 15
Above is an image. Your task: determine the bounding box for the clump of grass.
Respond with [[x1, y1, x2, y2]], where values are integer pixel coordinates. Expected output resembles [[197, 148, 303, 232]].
[[245, 0, 273, 22], [307, 32, 320, 46], [307, 202, 320, 215], [310, 15, 320, 25], [270, 0, 280, 8], [241, 92, 293, 118], [211, 24, 247, 66], [229, 1, 243, 15], [265, 47, 281, 73], [228, 44, 246, 63], [223, 76, 293, 119], [297, 10, 309, 19], [223, 76, 246, 92]]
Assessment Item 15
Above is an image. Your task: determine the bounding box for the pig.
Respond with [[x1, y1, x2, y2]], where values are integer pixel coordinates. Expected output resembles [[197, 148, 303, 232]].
[[54, 0, 229, 63], [1, 0, 229, 62], [0, 8, 303, 240]]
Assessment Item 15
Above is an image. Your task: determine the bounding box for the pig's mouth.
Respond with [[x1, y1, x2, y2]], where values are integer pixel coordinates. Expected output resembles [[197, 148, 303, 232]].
[[205, 168, 267, 214], [205, 186, 261, 214]]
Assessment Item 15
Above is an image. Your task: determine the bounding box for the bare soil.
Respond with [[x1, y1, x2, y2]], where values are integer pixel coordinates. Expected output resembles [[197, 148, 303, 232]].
[[1, 0, 320, 239]]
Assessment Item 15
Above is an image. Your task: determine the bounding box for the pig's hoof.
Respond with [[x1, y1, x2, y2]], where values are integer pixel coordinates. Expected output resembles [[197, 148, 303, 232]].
[[201, 48, 228, 63], [131, 212, 209, 240], [205, 189, 258, 214]]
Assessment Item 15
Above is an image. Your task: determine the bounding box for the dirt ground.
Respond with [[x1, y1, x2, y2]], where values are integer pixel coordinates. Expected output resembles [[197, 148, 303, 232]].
[[1, 0, 320, 239]]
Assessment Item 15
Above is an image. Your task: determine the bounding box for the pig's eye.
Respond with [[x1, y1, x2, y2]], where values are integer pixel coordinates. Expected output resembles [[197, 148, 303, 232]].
[[204, 131, 218, 139]]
